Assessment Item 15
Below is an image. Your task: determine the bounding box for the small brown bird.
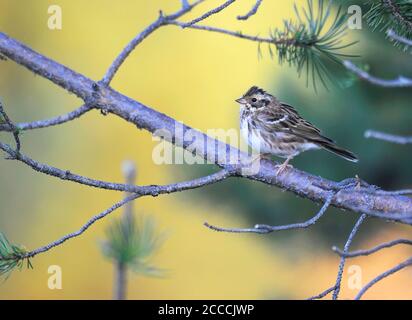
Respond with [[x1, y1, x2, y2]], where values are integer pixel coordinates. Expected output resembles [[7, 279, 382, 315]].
[[236, 86, 358, 174]]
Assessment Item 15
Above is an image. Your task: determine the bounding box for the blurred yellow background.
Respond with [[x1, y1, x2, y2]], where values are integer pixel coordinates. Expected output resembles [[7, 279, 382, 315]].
[[0, 0, 411, 299]]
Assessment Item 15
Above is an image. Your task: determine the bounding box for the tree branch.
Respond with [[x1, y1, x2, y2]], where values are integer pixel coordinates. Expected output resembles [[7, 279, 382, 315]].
[[24, 194, 140, 258], [343, 60, 412, 87], [182, 0, 236, 27], [332, 214, 367, 300], [237, 0, 263, 20], [387, 29, 412, 47], [333, 238, 412, 258], [0, 140, 233, 195], [307, 286, 336, 300], [204, 191, 334, 234], [383, 0, 412, 32], [101, 0, 205, 86], [19, 168, 231, 259], [170, 20, 292, 45], [0, 104, 92, 132], [1, 32, 412, 221], [365, 129, 412, 144], [355, 256, 412, 300], [0, 100, 20, 152]]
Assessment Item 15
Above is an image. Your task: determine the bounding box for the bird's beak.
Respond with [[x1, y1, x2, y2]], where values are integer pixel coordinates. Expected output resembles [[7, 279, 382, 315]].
[[236, 97, 247, 105]]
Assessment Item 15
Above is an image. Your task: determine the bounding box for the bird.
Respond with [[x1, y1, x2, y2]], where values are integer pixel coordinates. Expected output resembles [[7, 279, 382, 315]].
[[236, 86, 358, 174]]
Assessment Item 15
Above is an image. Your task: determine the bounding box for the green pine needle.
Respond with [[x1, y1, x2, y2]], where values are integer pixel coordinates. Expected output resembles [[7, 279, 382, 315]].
[[0, 232, 32, 280], [101, 214, 167, 278], [365, 0, 412, 50], [269, 0, 358, 91]]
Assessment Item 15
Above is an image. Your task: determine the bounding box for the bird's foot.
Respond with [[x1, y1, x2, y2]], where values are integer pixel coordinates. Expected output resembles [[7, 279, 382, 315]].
[[275, 157, 294, 176]]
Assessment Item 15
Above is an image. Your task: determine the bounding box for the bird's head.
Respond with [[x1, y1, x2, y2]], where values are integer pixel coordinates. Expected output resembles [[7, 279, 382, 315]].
[[236, 86, 273, 110]]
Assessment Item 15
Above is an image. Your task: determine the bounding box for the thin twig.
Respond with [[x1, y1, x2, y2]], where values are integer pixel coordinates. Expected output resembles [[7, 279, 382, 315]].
[[171, 20, 292, 44], [332, 214, 367, 300], [383, 0, 412, 32], [372, 189, 412, 196], [101, 0, 204, 85], [237, 0, 263, 20], [21, 171, 232, 259], [182, 0, 236, 27], [0, 104, 92, 132], [0, 101, 20, 152], [204, 192, 334, 234], [307, 286, 336, 300], [343, 60, 412, 87], [355, 257, 412, 300], [0, 140, 233, 194], [25, 194, 140, 258], [387, 29, 412, 47], [333, 238, 412, 258], [365, 129, 412, 144]]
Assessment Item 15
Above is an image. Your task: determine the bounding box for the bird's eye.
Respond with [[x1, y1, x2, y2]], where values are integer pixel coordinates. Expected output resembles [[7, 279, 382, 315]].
[[251, 98, 257, 102]]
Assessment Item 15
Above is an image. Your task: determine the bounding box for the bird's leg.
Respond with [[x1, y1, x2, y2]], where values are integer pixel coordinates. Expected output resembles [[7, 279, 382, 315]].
[[275, 155, 294, 175], [248, 153, 270, 166]]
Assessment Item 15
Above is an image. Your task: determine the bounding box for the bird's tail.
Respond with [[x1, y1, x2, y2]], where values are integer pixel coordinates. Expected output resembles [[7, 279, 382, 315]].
[[318, 141, 358, 163]]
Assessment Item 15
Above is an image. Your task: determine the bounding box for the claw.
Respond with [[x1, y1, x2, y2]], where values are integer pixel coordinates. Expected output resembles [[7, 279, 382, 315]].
[[275, 155, 294, 176], [275, 163, 293, 175]]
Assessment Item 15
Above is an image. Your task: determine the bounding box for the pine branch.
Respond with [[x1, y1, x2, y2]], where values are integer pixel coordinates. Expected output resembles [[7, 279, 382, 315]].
[[177, 0, 358, 90], [365, 129, 412, 144], [388, 29, 412, 46], [0, 233, 32, 279], [333, 238, 412, 258], [0, 104, 92, 132], [182, 0, 236, 27], [332, 214, 367, 300], [237, 0, 263, 20], [365, 0, 412, 49], [355, 256, 412, 300], [204, 191, 334, 234], [0, 100, 21, 152], [343, 60, 412, 87]]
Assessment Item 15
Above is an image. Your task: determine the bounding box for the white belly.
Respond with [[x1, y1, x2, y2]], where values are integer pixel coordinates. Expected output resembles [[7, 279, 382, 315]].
[[241, 120, 273, 154]]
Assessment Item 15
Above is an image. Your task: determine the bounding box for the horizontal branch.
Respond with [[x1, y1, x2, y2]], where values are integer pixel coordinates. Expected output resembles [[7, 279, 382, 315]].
[[171, 20, 291, 45], [0, 141, 233, 195], [1, 32, 412, 222], [387, 29, 412, 47], [333, 238, 412, 258], [343, 60, 412, 87], [204, 191, 334, 234], [355, 256, 412, 300], [365, 129, 412, 144]]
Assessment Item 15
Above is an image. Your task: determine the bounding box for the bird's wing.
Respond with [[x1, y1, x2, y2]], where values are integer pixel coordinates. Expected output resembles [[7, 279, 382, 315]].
[[257, 103, 335, 144]]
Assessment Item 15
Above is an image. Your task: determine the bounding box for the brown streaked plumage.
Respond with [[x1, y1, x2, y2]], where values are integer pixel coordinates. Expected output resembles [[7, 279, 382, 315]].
[[236, 86, 358, 174]]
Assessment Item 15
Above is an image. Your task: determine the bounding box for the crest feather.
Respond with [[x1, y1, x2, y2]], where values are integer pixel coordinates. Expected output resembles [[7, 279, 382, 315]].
[[244, 86, 266, 97]]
